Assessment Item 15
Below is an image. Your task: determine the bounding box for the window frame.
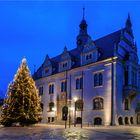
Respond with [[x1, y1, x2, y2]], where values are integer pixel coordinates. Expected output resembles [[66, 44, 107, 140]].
[[75, 77, 83, 90], [93, 72, 103, 87], [124, 98, 129, 110], [61, 81, 67, 92], [49, 84, 54, 94], [39, 86, 43, 96], [85, 53, 92, 61], [75, 99, 83, 111], [93, 97, 104, 110]]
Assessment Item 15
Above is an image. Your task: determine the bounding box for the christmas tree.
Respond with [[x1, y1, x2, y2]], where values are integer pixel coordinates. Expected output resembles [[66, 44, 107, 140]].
[[0, 58, 42, 126]]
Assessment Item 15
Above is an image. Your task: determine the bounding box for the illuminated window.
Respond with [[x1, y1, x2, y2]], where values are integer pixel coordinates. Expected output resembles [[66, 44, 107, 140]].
[[93, 97, 103, 110], [75, 99, 83, 111]]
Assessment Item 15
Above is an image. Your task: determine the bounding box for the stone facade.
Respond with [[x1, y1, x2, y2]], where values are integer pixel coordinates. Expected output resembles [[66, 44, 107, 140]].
[[34, 12, 140, 126]]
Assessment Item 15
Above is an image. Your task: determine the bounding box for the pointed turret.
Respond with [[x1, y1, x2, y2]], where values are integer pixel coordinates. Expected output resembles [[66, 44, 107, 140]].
[[125, 13, 133, 37], [76, 8, 91, 49], [43, 54, 52, 67], [79, 7, 87, 34], [45, 54, 50, 61], [63, 46, 68, 53]]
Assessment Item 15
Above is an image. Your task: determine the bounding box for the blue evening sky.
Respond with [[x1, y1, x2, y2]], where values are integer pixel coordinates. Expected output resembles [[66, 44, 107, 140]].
[[0, 1, 140, 97]]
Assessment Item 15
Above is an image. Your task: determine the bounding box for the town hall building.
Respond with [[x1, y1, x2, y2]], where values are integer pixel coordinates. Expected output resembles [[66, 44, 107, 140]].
[[33, 10, 140, 126]]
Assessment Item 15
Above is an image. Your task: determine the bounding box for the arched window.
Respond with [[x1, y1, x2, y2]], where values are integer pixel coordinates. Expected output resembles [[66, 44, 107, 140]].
[[118, 117, 123, 125], [124, 99, 129, 110], [75, 99, 83, 111], [93, 97, 103, 110], [130, 117, 133, 124], [49, 102, 54, 111], [94, 117, 102, 125], [125, 117, 129, 125], [86, 55, 89, 60], [94, 74, 98, 87], [89, 54, 92, 59], [99, 73, 103, 86]]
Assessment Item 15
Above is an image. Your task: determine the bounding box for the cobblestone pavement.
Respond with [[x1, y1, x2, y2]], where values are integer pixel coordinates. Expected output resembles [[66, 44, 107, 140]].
[[0, 125, 140, 140]]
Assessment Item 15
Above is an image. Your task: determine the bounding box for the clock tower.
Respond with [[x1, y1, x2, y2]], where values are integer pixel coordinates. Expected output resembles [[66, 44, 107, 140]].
[[76, 8, 91, 50]]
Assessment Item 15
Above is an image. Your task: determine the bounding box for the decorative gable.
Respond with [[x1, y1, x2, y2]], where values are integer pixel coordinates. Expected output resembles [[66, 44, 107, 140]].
[[81, 38, 98, 65], [59, 46, 72, 72], [42, 55, 53, 76]]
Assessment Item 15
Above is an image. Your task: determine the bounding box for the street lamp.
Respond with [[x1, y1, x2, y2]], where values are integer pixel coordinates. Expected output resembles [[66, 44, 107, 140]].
[[74, 97, 78, 102], [73, 96, 78, 127]]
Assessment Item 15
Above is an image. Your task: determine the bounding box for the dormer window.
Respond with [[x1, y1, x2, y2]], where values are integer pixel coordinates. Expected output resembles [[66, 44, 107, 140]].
[[80, 38, 98, 65], [86, 53, 92, 60], [62, 62, 68, 68], [59, 46, 72, 72], [45, 68, 49, 74]]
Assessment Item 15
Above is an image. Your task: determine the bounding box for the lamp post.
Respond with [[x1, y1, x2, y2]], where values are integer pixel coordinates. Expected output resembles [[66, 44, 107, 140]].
[[73, 97, 78, 127]]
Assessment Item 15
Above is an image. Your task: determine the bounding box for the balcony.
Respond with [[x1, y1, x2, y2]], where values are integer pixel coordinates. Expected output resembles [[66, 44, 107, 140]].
[[123, 85, 139, 99]]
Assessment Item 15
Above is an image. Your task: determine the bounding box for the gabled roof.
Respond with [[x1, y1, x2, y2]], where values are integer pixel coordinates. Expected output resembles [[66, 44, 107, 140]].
[[95, 29, 121, 60], [33, 29, 121, 80]]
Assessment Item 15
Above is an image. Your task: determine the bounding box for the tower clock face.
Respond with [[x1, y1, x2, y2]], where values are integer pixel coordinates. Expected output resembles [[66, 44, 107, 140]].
[[77, 39, 82, 45]]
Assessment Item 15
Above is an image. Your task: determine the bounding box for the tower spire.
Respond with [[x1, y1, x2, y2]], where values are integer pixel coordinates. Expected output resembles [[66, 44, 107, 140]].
[[83, 7, 85, 20], [125, 13, 133, 37], [76, 8, 91, 49], [126, 13, 132, 28]]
